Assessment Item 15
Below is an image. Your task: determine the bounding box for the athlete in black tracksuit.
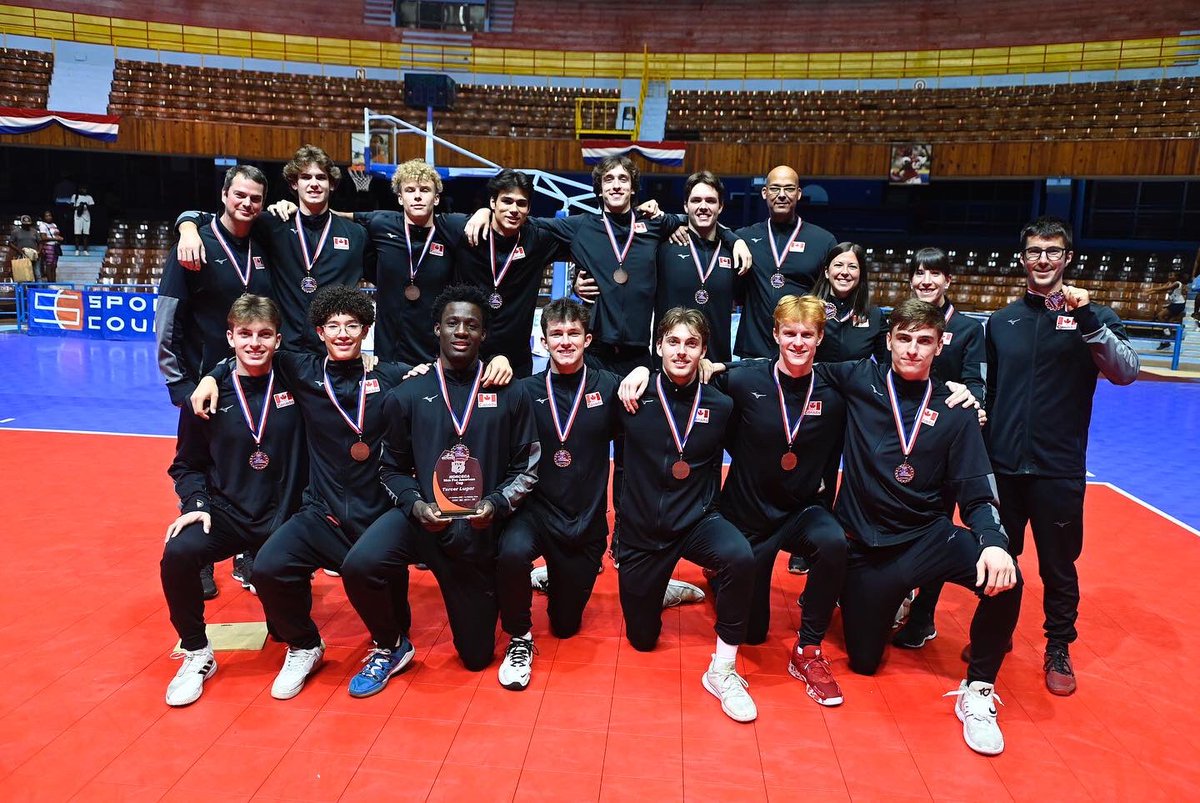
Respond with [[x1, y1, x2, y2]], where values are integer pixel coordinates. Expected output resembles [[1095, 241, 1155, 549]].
[[498, 366, 620, 640], [344, 353, 539, 672], [823, 356, 1021, 683], [734, 215, 837, 359], [156, 217, 274, 405], [163, 367, 307, 651], [352, 209, 461, 364], [814, 299, 889, 364], [177, 209, 370, 353], [984, 289, 1137, 679], [655, 229, 740, 364]]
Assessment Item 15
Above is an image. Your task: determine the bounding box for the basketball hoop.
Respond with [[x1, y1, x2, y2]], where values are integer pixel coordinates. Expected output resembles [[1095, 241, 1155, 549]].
[[348, 165, 372, 193]]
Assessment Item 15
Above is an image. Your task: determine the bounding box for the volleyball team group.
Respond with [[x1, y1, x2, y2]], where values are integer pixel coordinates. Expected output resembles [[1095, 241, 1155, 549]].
[[154, 144, 1138, 756]]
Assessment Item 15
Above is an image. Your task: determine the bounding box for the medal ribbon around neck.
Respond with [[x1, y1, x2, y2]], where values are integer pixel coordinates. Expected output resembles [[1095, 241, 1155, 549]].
[[767, 216, 803, 270], [295, 213, 333, 279], [405, 220, 435, 284], [602, 209, 636, 268], [488, 228, 522, 291], [655, 373, 703, 460], [209, 218, 253, 287], [322, 357, 368, 438], [546, 365, 587, 446], [943, 302, 956, 323], [435, 359, 484, 439], [774, 367, 815, 450], [885, 370, 933, 464], [231, 368, 275, 448], [687, 234, 723, 290]]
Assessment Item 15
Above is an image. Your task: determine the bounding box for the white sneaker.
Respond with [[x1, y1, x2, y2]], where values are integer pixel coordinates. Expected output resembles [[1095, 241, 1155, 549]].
[[323, 568, 340, 577], [702, 655, 757, 722], [893, 589, 917, 628], [165, 645, 216, 707], [271, 642, 325, 700], [946, 679, 1005, 755], [530, 565, 549, 593], [663, 579, 705, 608], [498, 635, 536, 691]]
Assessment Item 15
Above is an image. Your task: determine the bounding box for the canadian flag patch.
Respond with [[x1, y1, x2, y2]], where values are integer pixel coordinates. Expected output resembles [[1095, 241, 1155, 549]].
[[942, 331, 954, 345], [694, 408, 710, 424], [477, 393, 497, 408], [333, 236, 350, 250], [805, 400, 822, 415], [634, 221, 648, 233], [429, 242, 444, 256], [363, 378, 381, 394], [718, 256, 732, 269], [252, 256, 265, 269], [585, 391, 604, 408], [512, 246, 525, 260], [1056, 315, 1077, 331], [789, 241, 805, 253], [273, 391, 295, 408], [921, 409, 939, 426]]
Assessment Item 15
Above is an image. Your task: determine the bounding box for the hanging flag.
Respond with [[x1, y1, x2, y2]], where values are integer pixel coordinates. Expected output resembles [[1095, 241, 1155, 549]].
[[0, 107, 120, 142], [581, 140, 686, 167]]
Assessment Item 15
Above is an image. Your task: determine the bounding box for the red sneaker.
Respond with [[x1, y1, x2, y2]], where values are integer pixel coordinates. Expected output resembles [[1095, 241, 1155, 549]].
[[787, 641, 844, 706], [1043, 646, 1077, 696]]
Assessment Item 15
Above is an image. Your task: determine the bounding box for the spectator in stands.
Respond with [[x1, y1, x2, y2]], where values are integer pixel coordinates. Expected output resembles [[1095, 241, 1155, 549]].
[[37, 211, 63, 283], [71, 185, 95, 256], [972, 216, 1139, 696], [1147, 273, 1187, 350], [7, 215, 43, 281]]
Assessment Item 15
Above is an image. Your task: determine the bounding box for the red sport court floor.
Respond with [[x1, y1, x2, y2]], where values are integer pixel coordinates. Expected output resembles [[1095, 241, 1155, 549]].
[[1, 334, 1198, 802]]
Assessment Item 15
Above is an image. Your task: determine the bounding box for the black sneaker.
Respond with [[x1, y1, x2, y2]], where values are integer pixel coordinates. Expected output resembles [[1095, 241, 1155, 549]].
[[787, 555, 810, 575], [232, 552, 256, 594], [200, 563, 219, 600], [892, 619, 937, 649]]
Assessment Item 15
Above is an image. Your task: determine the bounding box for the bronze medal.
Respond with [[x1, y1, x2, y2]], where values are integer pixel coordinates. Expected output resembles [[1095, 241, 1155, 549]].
[[694, 288, 709, 305], [671, 460, 691, 480], [300, 275, 318, 294], [488, 291, 503, 309], [894, 461, 915, 484], [770, 272, 785, 289], [613, 267, 629, 285], [553, 448, 572, 468], [404, 284, 421, 301], [249, 450, 270, 471], [350, 441, 371, 462], [780, 452, 798, 471], [1045, 290, 1067, 311]]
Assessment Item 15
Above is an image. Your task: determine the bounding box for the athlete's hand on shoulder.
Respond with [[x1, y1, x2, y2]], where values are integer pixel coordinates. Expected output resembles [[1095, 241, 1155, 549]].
[[363, 354, 380, 371], [412, 500, 451, 531], [698, 358, 719, 384], [165, 510, 210, 543], [177, 222, 205, 271], [191, 376, 221, 419], [667, 226, 690, 247], [268, 200, 297, 220], [732, 238, 753, 275], [464, 208, 492, 246], [635, 199, 662, 218], [574, 270, 600, 302], [618, 366, 650, 412], [975, 545, 1017, 596], [467, 499, 495, 530], [402, 361, 431, 380], [1064, 285, 1090, 310], [482, 355, 513, 387], [944, 381, 979, 410], [976, 407, 987, 428]]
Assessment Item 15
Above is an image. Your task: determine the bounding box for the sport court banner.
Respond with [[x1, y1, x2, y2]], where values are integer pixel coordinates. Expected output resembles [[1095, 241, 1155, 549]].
[[0, 107, 120, 142], [27, 288, 156, 340], [581, 140, 687, 166]]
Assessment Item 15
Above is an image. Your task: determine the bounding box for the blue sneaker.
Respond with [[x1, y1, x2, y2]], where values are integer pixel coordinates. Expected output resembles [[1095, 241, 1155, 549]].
[[347, 638, 415, 698]]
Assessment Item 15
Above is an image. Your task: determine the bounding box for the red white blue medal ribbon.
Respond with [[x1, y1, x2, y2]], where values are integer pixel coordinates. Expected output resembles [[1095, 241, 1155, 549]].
[[435, 360, 484, 439], [488, 229, 522, 291], [775, 367, 815, 450], [655, 373, 702, 459], [405, 221, 434, 284], [602, 210, 636, 267], [767, 216, 803, 270], [210, 218, 252, 287], [943, 302, 956, 323], [885, 370, 932, 480], [231, 368, 274, 447], [546, 366, 587, 446], [296, 213, 333, 280], [687, 235, 723, 291], [322, 357, 368, 437]]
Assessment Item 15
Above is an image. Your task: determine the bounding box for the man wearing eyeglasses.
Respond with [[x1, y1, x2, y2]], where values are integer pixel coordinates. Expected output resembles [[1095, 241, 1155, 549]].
[[971, 216, 1138, 696], [734, 165, 837, 359]]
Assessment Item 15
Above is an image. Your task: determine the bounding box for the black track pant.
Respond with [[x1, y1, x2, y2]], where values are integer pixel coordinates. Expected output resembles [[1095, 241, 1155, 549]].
[[496, 510, 606, 639], [996, 474, 1085, 646], [893, 484, 959, 629], [617, 512, 754, 651], [341, 508, 499, 671], [744, 505, 846, 646], [161, 507, 263, 651], [252, 507, 354, 651], [841, 521, 1023, 684]]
